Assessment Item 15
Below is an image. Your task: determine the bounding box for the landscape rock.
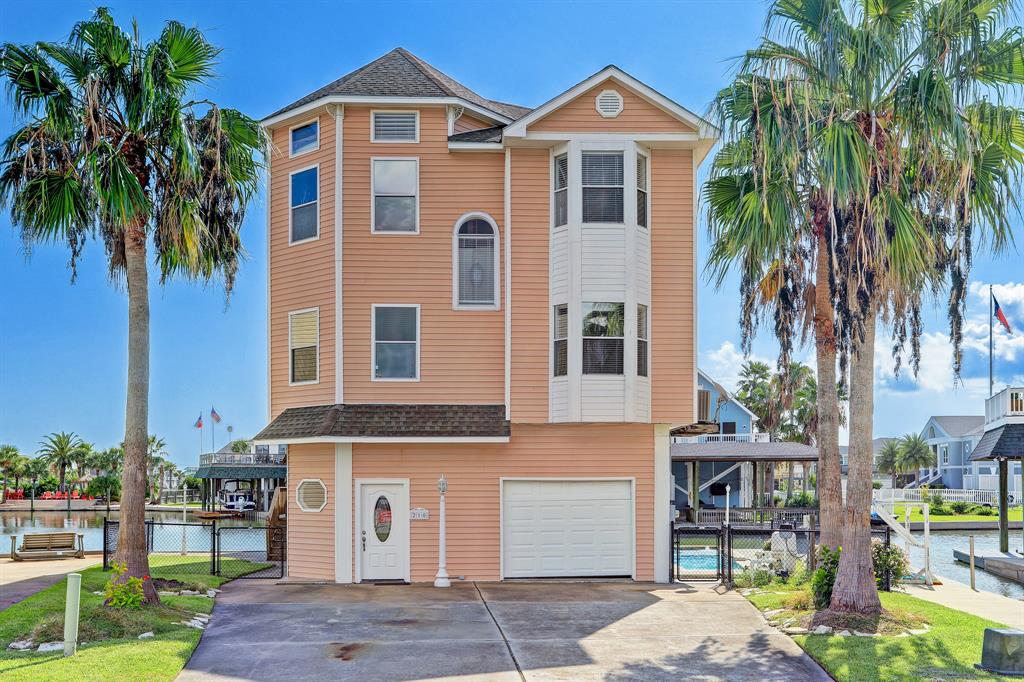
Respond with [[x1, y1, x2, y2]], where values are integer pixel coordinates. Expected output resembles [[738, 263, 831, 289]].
[[179, 590, 200, 596], [837, 630, 852, 637], [908, 628, 929, 635], [37, 642, 64, 652], [158, 591, 177, 596], [138, 632, 154, 639], [784, 627, 809, 635], [206, 590, 217, 598], [92, 591, 104, 595], [812, 625, 832, 635], [854, 631, 875, 637], [8, 640, 34, 650], [764, 609, 785, 618]]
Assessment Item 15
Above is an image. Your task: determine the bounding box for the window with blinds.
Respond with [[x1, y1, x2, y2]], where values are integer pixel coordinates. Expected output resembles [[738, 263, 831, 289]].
[[553, 154, 568, 227], [582, 152, 624, 223], [372, 159, 418, 232], [582, 302, 624, 374], [456, 218, 496, 306], [290, 120, 318, 155], [373, 305, 418, 379], [289, 309, 318, 383], [637, 153, 648, 228], [553, 304, 568, 377], [637, 304, 649, 377], [290, 167, 318, 242], [372, 112, 418, 142]]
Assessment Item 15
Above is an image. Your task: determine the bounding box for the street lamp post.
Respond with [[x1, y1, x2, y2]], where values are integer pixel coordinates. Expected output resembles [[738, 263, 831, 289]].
[[434, 474, 450, 588]]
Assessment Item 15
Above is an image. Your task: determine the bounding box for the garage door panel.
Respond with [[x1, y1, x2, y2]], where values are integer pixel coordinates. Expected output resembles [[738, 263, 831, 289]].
[[503, 480, 633, 578]]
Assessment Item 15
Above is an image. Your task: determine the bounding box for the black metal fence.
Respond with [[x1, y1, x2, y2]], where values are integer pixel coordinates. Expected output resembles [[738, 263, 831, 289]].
[[103, 519, 284, 579], [672, 523, 893, 590]]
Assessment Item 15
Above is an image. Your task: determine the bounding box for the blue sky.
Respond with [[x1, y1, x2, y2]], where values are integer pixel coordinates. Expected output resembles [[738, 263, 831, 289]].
[[2, 0, 1021, 469]]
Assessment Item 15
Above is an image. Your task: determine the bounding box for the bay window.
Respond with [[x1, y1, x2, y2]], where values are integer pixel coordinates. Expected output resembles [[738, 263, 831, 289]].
[[582, 302, 624, 374]]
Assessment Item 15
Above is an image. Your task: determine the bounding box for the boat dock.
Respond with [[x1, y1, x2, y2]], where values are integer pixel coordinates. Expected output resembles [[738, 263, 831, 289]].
[[953, 549, 1024, 585]]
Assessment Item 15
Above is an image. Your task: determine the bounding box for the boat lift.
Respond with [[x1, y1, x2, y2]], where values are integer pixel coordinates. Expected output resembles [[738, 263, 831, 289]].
[[871, 502, 936, 586]]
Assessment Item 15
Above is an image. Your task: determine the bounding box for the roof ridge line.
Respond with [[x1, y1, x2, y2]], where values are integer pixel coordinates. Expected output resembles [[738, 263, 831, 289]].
[[395, 47, 457, 98]]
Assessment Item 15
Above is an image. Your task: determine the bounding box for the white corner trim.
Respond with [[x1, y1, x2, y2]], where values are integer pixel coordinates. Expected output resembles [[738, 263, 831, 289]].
[[504, 148, 512, 421], [334, 444, 353, 582], [653, 425, 671, 583], [502, 66, 717, 139], [333, 105, 345, 404], [452, 211, 501, 311], [265, 161, 272, 423]]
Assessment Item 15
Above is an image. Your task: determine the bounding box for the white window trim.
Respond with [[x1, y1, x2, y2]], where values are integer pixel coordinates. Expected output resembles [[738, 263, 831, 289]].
[[370, 110, 420, 144], [295, 478, 328, 512], [370, 157, 420, 234], [551, 150, 569, 231], [580, 147, 626, 226], [371, 303, 420, 382], [552, 303, 568, 378], [582, 301, 625, 376], [288, 307, 320, 386], [288, 163, 320, 245], [637, 303, 649, 377], [289, 117, 320, 158], [636, 150, 650, 229], [452, 211, 501, 311]]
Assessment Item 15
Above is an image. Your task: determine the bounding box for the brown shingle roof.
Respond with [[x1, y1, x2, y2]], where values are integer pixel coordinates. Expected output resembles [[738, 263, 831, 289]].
[[254, 404, 510, 441], [265, 48, 530, 122]]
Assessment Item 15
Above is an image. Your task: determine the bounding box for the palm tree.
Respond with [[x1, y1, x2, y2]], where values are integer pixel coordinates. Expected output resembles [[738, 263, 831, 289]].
[[876, 440, 903, 490], [92, 447, 124, 477], [37, 432, 86, 493], [707, 0, 1022, 616], [24, 457, 49, 503], [9, 454, 30, 491], [898, 434, 935, 485], [0, 445, 19, 502], [0, 10, 264, 602], [229, 439, 251, 454], [72, 441, 94, 492]]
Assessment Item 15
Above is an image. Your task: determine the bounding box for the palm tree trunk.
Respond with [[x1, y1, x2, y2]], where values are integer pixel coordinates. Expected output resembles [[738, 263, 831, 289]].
[[114, 230, 158, 604], [1, 472, 6, 504], [829, 304, 882, 615], [814, 234, 843, 549], [59, 464, 66, 492]]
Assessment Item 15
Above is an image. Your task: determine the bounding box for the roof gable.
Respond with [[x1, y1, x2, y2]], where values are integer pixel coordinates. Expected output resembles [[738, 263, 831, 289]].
[[925, 415, 985, 439], [697, 368, 759, 422], [529, 78, 696, 134], [264, 48, 528, 125], [503, 66, 716, 141]]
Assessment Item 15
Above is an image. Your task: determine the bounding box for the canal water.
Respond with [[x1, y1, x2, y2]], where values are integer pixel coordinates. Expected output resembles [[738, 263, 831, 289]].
[[2, 509, 254, 552], [905, 529, 1023, 600]]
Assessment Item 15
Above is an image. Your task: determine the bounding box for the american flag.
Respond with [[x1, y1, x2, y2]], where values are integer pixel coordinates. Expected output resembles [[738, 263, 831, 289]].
[[210, 406, 222, 423], [994, 295, 1013, 334], [194, 414, 203, 429]]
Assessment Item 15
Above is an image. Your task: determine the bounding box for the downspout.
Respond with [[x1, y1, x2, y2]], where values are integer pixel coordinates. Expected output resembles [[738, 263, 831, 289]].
[[504, 146, 512, 421]]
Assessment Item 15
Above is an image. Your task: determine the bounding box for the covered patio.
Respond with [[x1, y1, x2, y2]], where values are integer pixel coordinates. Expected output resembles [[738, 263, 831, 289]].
[[970, 422, 1024, 553], [670, 440, 819, 526]]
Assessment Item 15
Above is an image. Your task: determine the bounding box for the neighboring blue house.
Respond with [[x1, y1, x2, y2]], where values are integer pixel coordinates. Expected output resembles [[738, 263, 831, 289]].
[[914, 415, 985, 488], [671, 369, 762, 512]]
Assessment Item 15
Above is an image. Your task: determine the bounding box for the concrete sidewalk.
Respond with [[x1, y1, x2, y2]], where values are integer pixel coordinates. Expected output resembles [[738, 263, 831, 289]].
[[178, 581, 829, 682], [904, 576, 1024, 628], [0, 557, 101, 611]]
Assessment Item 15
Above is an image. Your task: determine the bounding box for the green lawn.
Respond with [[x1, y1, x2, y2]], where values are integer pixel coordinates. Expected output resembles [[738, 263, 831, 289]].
[[0, 555, 257, 682], [746, 585, 1010, 681], [888, 504, 1022, 524]]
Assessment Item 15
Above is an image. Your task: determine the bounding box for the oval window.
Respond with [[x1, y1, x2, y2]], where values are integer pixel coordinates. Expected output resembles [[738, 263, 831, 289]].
[[374, 496, 392, 542]]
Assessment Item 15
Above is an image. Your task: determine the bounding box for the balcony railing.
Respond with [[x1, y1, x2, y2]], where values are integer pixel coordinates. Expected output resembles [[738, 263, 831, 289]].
[[672, 433, 772, 444], [986, 386, 1024, 423], [199, 452, 285, 466]]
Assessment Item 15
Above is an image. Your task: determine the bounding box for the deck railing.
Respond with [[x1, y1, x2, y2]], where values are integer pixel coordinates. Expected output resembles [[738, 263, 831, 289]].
[[199, 452, 285, 466], [694, 507, 817, 527], [986, 386, 1024, 423], [874, 488, 998, 506], [672, 433, 772, 444]]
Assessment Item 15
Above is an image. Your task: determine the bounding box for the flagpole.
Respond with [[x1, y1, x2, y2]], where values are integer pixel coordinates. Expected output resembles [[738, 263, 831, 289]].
[[989, 285, 994, 398]]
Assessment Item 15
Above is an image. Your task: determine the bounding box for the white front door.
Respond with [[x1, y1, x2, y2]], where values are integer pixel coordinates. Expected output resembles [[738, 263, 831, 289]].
[[359, 482, 408, 581]]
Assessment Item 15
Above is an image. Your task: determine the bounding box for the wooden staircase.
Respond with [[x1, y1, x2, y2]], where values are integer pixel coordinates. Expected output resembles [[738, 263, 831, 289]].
[[267, 486, 287, 562]]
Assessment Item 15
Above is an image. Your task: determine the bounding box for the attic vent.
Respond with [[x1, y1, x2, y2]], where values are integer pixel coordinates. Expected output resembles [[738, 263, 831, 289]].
[[595, 89, 624, 118], [296, 479, 328, 512]]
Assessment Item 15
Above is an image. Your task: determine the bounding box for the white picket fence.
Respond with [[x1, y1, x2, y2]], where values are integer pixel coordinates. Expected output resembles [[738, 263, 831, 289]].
[[874, 488, 998, 506]]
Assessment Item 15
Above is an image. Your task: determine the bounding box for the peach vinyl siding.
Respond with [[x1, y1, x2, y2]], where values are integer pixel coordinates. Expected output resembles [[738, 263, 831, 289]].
[[342, 106, 505, 403], [269, 110, 337, 417], [453, 113, 493, 134], [650, 148, 695, 424], [508, 148, 550, 423], [530, 80, 696, 134], [287, 443, 336, 580], [352, 422, 655, 582]]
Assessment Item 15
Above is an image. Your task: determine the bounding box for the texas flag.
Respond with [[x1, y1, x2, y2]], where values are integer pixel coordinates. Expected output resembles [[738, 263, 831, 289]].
[[994, 295, 1013, 334], [194, 414, 203, 429], [210, 406, 222, 424]]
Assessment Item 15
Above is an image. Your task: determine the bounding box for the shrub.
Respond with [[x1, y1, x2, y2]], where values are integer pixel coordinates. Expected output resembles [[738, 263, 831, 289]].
[[976, 506, 996, 516], [872, 541, 908, 590], [735, 566, 774, 588], [811, 545, 841, 610], [87, 474, 121, 500], [950, 501, 971, 514], [872, 481, 883, 490], [103, 562, 148, 609], [930, 493, 945, 507], [785, 491, 816, 508], [783, 589, 813, 611]]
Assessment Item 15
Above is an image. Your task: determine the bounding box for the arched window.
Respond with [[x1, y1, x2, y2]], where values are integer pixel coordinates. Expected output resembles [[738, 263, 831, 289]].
[[453, 214, 499, 308]]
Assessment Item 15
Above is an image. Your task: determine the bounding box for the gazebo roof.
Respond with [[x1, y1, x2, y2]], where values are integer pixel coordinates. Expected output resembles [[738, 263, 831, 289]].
[[970, 424, 1024, 461], [670, 441, 818, 462]]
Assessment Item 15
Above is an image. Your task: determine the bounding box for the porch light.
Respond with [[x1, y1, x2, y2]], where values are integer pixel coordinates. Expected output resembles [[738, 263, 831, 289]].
[[435, 474, 450, 588]]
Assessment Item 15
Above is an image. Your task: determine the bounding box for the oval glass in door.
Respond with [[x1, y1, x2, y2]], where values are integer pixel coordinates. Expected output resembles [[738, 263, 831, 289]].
[[374, 496, 392, 542]]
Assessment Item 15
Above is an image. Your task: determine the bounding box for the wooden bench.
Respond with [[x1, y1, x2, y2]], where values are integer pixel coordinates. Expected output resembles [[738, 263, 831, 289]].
[[10, 532, 85, 561]]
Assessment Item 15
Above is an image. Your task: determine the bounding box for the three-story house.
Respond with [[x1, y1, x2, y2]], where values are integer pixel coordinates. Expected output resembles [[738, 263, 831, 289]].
[[254, 48, 715, 583]]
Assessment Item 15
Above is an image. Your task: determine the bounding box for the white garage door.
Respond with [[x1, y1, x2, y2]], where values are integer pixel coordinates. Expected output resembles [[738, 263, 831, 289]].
[[502, 480, 633, 578]]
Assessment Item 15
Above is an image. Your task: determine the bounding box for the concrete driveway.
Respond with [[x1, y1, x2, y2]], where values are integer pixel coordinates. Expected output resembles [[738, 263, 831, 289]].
[[178, 580, 829, 682]]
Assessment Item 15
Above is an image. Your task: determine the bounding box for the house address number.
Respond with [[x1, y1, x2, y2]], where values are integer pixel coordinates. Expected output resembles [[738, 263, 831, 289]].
[[410, 507, 430, 520]]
